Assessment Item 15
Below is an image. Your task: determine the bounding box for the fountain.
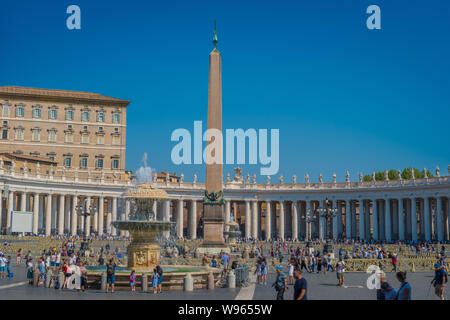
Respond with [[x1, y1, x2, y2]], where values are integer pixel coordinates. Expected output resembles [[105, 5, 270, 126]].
[[112, 183, 174, 270]]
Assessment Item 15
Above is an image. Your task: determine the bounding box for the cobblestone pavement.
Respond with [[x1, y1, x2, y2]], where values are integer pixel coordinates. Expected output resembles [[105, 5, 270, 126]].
[[0, 264, 445, 300]]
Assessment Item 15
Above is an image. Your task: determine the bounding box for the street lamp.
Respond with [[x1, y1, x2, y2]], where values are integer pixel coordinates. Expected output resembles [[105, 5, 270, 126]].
[[316, 198, 338, 239], [75, 198, 97, 238]]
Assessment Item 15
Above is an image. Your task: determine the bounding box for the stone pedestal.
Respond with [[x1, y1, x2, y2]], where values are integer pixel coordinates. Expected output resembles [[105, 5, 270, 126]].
[[127, 243, 160, 271], [201, 203, 225, 247]]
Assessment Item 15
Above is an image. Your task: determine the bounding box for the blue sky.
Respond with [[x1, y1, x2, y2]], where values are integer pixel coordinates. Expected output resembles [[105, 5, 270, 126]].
[[1, 0, 449, 182]]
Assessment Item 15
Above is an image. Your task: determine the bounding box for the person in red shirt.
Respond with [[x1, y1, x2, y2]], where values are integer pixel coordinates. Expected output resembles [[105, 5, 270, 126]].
[[391, 253, 398, 272]]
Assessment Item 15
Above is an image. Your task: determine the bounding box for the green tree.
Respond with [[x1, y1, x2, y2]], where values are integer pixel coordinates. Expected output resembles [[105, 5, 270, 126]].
[[388, 169, 399, 180], [375, 172, 384, 181], [363, 175, 372, 182]]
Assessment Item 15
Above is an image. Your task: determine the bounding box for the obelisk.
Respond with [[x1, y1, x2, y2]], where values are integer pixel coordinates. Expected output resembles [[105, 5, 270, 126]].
[[201, 21, 226, 248]]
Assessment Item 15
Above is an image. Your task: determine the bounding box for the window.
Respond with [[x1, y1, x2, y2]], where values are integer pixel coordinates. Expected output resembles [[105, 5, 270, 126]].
[[97, 112, 105, 122], [112, 159, 119, 169], [32, 129, 40, 141], [81, 111, 90, 121], [2, 105, 9, 116], [97, 134, 104, 144], [47, 153, 56, 161], [64, 158, 72, 167], [81, 133, 89, 144], [112, 113, 121, 123], [48, 130, 57, 142], [65, 110, 74, 120], [112, 135, 120, 145], [2, 130, 8, 140], [80, 157, 88, 168], [15, 128, 24, 140], [3, 121, 7, 126], [96, 158, 103, 169], [32, 108, 42, 118], [65, 132, 73, 143], [49, 109, 57, 119], [16, 107, 24, 117]]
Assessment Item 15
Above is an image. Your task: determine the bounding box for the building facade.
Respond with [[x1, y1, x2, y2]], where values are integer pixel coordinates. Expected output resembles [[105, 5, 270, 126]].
[[0, 86, 129, 172]]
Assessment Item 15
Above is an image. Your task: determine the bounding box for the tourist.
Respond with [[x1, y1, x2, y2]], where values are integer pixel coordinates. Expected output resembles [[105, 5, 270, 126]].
[[293, 267, 307, 300], [336, 257, 345, 287], [432, 263, 448, 300], [376, 272, 397, 300], [79, 261, 88, 292], [151, 267, 159, 294], [26, 258, 34, 285], [6, 256, 12, 279], [261, 257, 268, 285], [273, 266, 288, 300], [394, 271, 411, 300], [56, 251, 61, 268], [16, 249, 22, 266], [106, 258, 117, 293], [391, 253, 398, 272], [38, 258, 46, 286], [156, 265, 163, 293], [130, 270, 136, 292], [62, 261, 71, 289], [0, 254, 6, 279], [202, 254, 209, 266], [288, 260, 295, 285], [221, 252, 230, 270], [211, 256, 217, 268]]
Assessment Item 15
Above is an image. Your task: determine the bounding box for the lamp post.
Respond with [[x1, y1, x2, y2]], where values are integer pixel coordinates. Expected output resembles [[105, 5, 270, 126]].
[[75, 197, 96, 238], [2, 185, 8, 235], [316, 198, 337, 240]]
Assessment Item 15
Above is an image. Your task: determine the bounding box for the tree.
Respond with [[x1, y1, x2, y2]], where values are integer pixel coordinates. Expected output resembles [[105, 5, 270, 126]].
[[388, 169, 399, 180], [363, 175, 372, 182]]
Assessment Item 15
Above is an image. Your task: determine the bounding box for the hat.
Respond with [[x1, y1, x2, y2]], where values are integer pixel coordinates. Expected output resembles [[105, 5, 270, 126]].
[[276, 266, 283, 271]]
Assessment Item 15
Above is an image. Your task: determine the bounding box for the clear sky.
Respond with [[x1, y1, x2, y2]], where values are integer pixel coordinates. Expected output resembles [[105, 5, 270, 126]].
[[1, 0, 449, 182]]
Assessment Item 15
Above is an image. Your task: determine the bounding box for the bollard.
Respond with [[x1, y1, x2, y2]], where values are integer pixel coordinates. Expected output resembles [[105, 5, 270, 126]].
[[101, 272, 107, 291], [227, 270, 236, 289], [44, 270, 52, 288], [142, 273, 148, 292], [32, 269, 39, 286], [184, 273, 193, 292], [58, 272, 65, 290], [207, 272, 215, 290]]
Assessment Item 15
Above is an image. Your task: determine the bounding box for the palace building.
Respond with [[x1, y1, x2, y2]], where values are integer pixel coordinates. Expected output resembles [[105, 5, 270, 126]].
[[0, 86, 129, 171]]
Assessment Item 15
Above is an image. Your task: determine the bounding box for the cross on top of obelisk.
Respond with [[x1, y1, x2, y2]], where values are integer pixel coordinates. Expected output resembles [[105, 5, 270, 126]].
[[213, 19, 218, 49]]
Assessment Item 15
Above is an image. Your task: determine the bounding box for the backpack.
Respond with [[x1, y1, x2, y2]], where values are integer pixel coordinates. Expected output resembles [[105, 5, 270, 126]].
[[107, 264, 114, 275]]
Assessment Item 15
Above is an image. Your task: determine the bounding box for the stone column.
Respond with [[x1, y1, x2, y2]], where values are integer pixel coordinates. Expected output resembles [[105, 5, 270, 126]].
[[252, 201, 258, 239], [45, 194, 52, 236], [58, 194, 65, 235], [106, 199, 112, 234], [176, 199, 183, 238], [124, 198, 130, 237], [163, 200, 170, 239], [411, 198, 418, 242], [245, 200, 251, 239], [424, 197, 431, 241], [71, 196, 78, 236], [331, 201, 338, 239], [111, 197, 117, 236], [372, 199, 378, 240], [6, 191, 14, 231], [85, 197, 92, 237], [189, 200, 197, 240], [346, 200, 351, 238], [279, 201, 285, 241], [306, 201, 311, 240], [359, 200, 365, 240], [398, 199, 404, 240], [20, 192, 27, 211], [385, 199, 391, 241], [98, 196, 104, 235], [436, 197, 443, 241], [318, 201, 324, 240], [93, 197, 98, 234], [225, 200, 231, 227], [32, 194, 39, 235], [265, 200, 272, 240], [292, 202, 299, 241]]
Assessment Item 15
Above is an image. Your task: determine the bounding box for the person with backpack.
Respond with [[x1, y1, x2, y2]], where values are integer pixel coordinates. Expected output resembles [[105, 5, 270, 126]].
[[394, 271, 411, 300], [106, 258, 116, 293], [336, 258, 345, 287], [293, 267, 307, 300], [156, 265, 164, 294], [432, 263, 448, 300], [273, 266, 288, 300]]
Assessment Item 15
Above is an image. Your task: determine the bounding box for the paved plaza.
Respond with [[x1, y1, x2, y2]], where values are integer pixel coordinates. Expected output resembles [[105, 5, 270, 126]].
[[0, 263, 444, 300]]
